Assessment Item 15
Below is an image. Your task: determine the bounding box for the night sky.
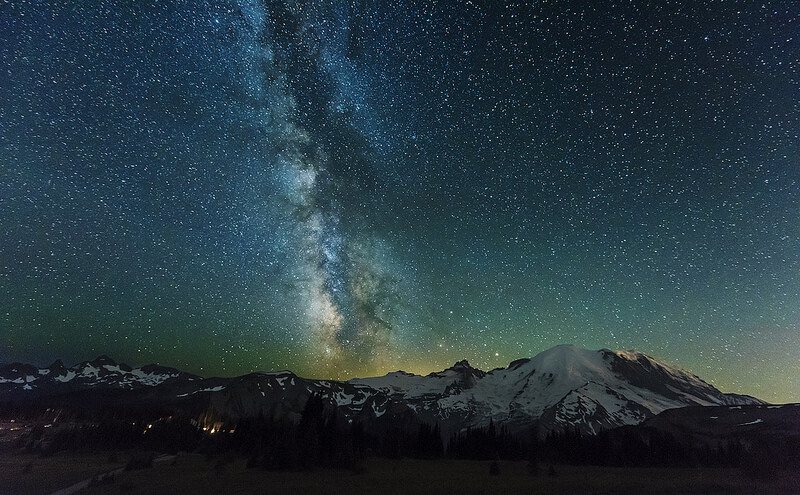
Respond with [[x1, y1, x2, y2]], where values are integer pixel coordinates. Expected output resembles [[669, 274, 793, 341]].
[[1, 1, 798, 403]]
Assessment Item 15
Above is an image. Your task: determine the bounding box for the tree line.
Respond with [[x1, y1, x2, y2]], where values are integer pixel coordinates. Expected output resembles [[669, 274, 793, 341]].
[[4, 395, 799, 475]]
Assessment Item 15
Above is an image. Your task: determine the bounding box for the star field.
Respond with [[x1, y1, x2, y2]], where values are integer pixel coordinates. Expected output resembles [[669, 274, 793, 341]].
[[1, 1, 798, 403]]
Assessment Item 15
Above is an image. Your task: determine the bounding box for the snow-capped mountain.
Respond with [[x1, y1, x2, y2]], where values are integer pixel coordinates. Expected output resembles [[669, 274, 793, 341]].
[[0, 345, 764, 436], [0, 355, 199, 394], [349, 345, 762, 435]]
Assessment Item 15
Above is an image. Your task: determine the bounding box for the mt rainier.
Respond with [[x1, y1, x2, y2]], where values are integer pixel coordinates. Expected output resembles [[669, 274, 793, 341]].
[[349, 345, 762, 436]]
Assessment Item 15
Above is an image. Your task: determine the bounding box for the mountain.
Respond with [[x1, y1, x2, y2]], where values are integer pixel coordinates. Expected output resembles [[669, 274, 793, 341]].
[[0, 355, 199, 395], [0, 345, 765, 436], [350, 345, 763, 436]]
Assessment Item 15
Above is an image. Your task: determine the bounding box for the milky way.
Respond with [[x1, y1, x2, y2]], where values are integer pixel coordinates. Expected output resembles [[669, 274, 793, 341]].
[[1, 1, 798, 402]]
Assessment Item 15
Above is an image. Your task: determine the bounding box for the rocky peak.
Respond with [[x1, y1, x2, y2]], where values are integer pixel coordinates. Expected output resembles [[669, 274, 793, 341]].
[[436, 359, 486, 387], [89, 355, 118, 367], [48, 359, 66, 370]]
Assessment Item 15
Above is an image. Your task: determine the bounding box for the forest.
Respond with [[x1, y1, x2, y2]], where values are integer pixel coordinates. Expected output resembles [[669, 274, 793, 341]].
[[3, 394, 797, 479]]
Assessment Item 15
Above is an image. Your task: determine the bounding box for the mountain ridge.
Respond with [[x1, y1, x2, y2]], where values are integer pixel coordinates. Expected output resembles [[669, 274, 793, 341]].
[[0, 345, 766, 437]]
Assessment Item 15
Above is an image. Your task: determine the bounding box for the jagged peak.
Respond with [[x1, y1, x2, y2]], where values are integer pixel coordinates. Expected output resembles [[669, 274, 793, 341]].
[[451, 359, 472, 369], [429, 359, 476, 375], [48, 359, 66, 369], [89, 355, 118, 366], [427, 359, 487, 383], [389, 370, 417, 376]]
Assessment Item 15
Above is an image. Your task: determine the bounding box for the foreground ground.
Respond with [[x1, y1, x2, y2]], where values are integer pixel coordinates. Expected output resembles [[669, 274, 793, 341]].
[[1, 452, 798, 495]]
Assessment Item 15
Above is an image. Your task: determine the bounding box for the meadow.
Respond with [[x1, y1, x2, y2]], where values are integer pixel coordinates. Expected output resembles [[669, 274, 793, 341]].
[[2, 452, 798, 495]]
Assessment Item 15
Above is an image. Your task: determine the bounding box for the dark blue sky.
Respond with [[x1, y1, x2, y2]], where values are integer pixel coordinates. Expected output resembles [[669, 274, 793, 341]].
[[1, 1, 798, 402]]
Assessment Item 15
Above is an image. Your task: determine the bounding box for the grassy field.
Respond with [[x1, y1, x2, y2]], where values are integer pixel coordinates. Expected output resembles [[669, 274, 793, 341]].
[[2, 453, 799, 495]]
